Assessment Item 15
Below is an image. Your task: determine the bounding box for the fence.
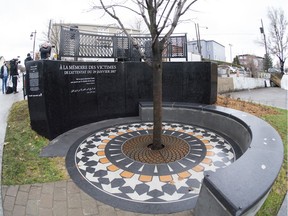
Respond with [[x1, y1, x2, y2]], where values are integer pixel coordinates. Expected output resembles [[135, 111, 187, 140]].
[[59, 26, 187, 61]]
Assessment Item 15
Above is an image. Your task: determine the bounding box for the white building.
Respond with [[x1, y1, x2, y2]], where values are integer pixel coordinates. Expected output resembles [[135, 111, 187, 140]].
[[238, 54, 264, 72], [187, 40, 226, 62]]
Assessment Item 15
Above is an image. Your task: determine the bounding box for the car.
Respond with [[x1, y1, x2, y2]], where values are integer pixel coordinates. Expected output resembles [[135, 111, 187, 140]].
[[268, 68, 281, 73], [217, 65, 230, 77]]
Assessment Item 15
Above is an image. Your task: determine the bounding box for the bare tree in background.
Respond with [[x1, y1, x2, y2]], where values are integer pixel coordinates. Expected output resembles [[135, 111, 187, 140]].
[[267, 7, 288, 74], [43, 20, 62, 58], [245, 55, 258, 78], [93, 0, 199, 150], [130, 17, 148, 34]]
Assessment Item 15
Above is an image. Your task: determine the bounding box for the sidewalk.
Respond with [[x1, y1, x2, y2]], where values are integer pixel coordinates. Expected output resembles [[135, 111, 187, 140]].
[[3, 179, 173, 216], [0, 86, 286, 216], [222, 87, 288, 110], [0, 79, 24, 216]]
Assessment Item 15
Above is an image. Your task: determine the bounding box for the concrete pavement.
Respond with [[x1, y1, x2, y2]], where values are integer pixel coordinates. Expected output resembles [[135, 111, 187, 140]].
[[0, 78, 24, 216], [0, 86, 287, 215], [223, 87, 288, 110]]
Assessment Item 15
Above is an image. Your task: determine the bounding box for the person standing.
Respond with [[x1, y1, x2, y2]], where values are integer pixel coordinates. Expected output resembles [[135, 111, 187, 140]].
[[0, 62, 9, 94], [39, 42, 52, 60], [24, 53, 33, 98], [9, 59, 19, 93], [24, 53, 33, 65]]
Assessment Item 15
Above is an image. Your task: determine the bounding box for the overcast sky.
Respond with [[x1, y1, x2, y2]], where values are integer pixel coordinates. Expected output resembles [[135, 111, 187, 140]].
[[0, 0, 287, 64]]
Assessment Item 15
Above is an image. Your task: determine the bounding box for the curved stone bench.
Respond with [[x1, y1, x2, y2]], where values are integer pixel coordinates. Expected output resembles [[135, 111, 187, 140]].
[[139, 102, 283, 216]]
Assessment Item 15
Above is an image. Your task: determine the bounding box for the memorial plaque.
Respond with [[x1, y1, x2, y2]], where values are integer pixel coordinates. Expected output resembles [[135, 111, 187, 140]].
[[26, 60, 217, 139]]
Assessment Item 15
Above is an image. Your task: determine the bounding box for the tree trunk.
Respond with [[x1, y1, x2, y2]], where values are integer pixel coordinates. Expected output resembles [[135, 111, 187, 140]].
[[151, 43, 163, 150], [280, 58, 285, 74]]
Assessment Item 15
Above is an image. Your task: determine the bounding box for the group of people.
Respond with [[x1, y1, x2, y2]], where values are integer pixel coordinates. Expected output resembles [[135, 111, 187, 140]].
[[0, 53, 34, 94], [0, 58, 21, 94], [0, 42, 52, 94]]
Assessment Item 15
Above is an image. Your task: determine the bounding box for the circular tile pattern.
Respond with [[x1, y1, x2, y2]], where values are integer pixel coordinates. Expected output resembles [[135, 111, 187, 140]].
[[66, 122, 236, 214], [122, 134, 190, 164]]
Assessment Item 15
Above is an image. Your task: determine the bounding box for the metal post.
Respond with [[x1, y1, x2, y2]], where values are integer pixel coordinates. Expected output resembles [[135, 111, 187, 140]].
[[229, 44, 232, 63], [30, 30, 37, 59], [260, 19, 268, 56]]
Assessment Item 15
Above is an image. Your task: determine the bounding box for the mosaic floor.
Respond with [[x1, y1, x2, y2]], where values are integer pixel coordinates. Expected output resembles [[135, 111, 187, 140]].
[[66, 122, 236, 214]]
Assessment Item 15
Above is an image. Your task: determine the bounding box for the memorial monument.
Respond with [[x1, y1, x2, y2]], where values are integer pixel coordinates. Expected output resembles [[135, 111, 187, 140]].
[[25, 25, 283, 215]]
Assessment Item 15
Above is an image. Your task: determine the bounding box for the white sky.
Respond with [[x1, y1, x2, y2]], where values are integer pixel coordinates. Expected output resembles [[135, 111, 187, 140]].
[[0, 0, 287, 64]]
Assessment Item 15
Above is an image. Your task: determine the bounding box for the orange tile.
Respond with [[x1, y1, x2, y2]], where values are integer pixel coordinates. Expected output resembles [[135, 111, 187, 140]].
[[205, 145, 213, 149], [98, 145, 106, 149], [117, 132, 124, 135], [202, 139, 209, 144], [120, 171, 134, 178], [107, 164, 119, 172], [139, 175, 152, 182], [109, 135, 116, 139], [97, 151, 105, 156], [202, 158, 212, 164], [192, 165, 204, 172], [102, 139, 110, 143], [177, 171, 191, 179], [187, 132, 194, 135], [196, 135, 203, 139], [206, 151, 215, 156], [165, 127, 174, 131], [159, 175, 173, 182], [99, 157, 109, 164]]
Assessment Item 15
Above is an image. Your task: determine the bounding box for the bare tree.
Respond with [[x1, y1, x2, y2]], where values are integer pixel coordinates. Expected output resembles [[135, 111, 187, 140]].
[[93, 0, 199, 150], [245, 55, 258, 78], [42, 20, 63, 57], [267, 7, 288, 74], [130, 17, 149, 34]]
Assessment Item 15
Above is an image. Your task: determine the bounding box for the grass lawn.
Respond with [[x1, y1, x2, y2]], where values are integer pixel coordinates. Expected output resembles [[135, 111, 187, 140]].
[[2, 100, 68, 185], [1, 97, 287, 215]]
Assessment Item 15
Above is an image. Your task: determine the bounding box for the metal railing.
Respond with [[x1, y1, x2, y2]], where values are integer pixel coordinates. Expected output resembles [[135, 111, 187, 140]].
[[59, 26, 187, 61]]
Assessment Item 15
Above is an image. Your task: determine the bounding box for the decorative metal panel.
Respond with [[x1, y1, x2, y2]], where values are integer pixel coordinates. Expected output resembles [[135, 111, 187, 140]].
[[59, 26, 187, 61]]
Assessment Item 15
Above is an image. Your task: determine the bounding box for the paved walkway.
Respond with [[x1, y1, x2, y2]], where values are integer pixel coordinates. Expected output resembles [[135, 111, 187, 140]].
[[0, 86, 287, 216], [0, 78, 24, 216], [223, 87, 288, 110], [2, 180, 194, 216]]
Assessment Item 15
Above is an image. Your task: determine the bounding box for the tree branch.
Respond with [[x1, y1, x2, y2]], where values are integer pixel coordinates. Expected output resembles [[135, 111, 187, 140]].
[[99, 0, 150, 65]]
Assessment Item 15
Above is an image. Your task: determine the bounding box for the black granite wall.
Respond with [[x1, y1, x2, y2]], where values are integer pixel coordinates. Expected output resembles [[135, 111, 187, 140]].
[[26, 60, 217, 139]]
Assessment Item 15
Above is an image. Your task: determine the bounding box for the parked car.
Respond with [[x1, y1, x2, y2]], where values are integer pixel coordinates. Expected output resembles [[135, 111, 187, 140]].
[[268, 68, 281, 73], [235, 67, 248, 77], [217, 65, 230, 77]]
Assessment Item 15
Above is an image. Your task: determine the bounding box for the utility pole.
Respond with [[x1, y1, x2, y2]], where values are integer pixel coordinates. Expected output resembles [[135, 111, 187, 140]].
[[260, 19, 268, 56], [229, 44, 233, 64], [194, 23, 202, 59], [30, 30, 37, 59], [193, 22, 208, 60], [47, 19, 52, 41]]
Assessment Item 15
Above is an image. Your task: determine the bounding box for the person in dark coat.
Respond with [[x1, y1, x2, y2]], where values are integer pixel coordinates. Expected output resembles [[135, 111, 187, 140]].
[[39, 42, 52, 59], [9, 58, 19, 93], [0, 62, 9, 94], [24, 53, 33, 66]]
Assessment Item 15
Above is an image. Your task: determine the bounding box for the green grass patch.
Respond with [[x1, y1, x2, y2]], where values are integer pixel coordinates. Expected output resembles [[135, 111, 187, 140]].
[[256, 108, 288, 216], [2, 100, 68, 185]]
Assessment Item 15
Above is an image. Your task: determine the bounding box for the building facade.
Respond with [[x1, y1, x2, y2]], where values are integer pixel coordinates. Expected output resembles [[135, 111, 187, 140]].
[[238, 54, 264, 72], [52, 23, 141, 36], [187, 40, 226, 62]]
